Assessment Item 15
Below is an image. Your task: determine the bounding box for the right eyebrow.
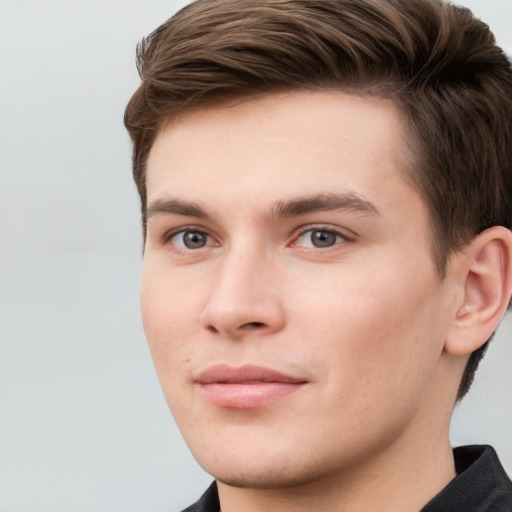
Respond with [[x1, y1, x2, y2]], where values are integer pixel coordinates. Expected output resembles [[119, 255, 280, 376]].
[[146, 198, 208, 219]]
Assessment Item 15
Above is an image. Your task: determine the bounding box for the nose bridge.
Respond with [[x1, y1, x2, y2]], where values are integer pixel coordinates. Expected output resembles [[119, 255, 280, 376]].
[[200, 238, 284, 336]]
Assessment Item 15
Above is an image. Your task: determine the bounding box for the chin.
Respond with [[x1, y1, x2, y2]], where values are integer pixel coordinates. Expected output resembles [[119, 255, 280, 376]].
[[206, 463, 322, 490], [192, 445, 331, 490]]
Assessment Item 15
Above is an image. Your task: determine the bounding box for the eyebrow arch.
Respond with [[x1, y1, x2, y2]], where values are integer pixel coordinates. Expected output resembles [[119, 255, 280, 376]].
[[270, 193, 380, 219], [147, 198, 208, 219], [146, 192, 380, 222]]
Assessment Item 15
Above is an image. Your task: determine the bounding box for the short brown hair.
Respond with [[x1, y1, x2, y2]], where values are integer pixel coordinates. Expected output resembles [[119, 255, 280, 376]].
[[124, 0, 512, 399]]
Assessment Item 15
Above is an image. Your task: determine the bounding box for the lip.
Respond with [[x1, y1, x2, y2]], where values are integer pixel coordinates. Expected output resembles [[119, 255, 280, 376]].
[[195, 364, 308, 409]]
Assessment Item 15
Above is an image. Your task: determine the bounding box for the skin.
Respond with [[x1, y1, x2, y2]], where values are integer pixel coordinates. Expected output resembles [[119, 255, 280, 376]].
[[140, 91, 497, 511]]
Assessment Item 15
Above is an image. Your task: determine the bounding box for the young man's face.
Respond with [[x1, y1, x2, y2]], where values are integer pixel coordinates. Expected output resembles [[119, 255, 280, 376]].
[[141, 91, 457, 488]]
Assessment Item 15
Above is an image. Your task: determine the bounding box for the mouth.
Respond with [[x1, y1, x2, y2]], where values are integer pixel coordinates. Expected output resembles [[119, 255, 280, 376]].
[[194, 364, 308, 409]]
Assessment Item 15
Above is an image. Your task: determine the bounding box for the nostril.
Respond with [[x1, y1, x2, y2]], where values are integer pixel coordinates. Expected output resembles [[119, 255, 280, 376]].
[[244, 322, 265, 328], [205, 321, 264, 334]]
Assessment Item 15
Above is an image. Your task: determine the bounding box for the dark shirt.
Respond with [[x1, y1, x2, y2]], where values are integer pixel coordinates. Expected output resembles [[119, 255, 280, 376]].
[[181, 445, 512, 512]]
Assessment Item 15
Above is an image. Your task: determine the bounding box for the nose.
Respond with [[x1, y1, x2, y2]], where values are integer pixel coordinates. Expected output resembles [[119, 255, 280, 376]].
[[199, 247, 285, 339]]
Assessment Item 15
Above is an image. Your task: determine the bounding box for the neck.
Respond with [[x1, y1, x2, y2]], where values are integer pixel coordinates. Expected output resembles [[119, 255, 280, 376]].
[[217, 431, 456, 512]]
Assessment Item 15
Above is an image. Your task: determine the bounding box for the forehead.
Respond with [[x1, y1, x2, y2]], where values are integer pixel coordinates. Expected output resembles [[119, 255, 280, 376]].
[[146, 91, 415, 218]]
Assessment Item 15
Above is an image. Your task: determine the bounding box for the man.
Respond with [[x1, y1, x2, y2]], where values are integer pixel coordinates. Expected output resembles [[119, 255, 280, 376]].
[[124, 0, 512, 510]]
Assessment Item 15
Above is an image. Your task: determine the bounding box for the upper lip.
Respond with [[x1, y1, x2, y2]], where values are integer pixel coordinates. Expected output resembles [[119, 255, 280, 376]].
[[195, 364, 307, 384]]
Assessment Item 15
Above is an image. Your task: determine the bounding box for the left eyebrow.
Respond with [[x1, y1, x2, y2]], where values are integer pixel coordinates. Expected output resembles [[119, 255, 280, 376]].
[[270, 192, 381, 220]]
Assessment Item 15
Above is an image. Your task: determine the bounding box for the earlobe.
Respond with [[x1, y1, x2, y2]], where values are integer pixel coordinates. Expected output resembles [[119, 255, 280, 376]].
[[445, 226, 512, 356]]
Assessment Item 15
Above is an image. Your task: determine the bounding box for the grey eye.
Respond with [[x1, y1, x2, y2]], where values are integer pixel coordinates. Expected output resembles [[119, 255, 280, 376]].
[[182, 231, 207, 249], [295, 229, 345, 248], [310, 230, 338, 247], [170, 230, 211, 250]]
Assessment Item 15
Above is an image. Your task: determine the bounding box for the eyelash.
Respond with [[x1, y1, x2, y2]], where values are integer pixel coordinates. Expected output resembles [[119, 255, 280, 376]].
[[291, 225, 355, 248], [160, 224, 355, 252], [161, 226, 216, 247]]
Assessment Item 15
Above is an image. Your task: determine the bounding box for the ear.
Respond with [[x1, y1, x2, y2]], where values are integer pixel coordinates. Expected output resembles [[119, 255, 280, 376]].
[[445, 226, 512, 356]]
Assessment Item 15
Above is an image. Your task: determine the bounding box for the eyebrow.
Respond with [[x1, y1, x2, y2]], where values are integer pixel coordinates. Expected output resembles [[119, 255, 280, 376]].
[[147, 198, 208, 219], [146, 192, 380, 221], [270, 193, 380, 220]]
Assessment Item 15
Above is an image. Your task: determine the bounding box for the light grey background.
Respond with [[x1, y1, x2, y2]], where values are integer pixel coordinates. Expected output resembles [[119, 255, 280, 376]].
[[0, 1, 511, 511]]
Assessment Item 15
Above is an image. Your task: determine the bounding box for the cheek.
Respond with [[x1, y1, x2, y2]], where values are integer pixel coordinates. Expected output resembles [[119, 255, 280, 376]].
[[294, 262, 445, 392], [140, 267, 200, 376]]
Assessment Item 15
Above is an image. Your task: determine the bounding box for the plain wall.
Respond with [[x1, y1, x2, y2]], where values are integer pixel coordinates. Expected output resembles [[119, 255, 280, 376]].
[[1, 1, 511, 511]]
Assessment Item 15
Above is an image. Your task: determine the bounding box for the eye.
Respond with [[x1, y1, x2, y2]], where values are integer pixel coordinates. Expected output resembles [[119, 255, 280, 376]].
[[169, 230, 215, 250], [294, 228, 347, 249]]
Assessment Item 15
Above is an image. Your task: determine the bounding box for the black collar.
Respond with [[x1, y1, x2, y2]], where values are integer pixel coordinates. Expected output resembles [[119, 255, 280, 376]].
[[421, 445, 512, 511]]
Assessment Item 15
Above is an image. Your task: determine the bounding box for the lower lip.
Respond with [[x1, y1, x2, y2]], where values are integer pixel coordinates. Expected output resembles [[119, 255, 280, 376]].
[[200, 382, 305, 408]]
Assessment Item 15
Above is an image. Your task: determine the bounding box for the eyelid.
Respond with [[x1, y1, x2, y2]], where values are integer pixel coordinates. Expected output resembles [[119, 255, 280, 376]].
[[161, 225, 219, 248], [157, 223, 355, 251], [291, 224, 357, 245]]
